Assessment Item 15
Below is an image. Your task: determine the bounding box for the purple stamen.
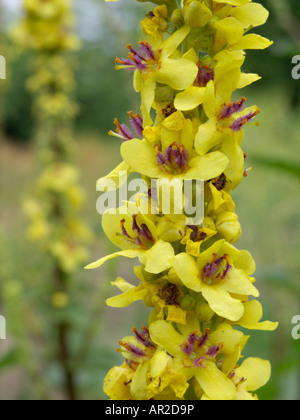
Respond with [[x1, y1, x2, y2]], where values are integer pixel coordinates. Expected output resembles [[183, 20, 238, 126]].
[[128, 112, 144, 138], [156, 143, 188, 173], [203, 261, 221, 279], [114, 118, 134, 141], [175, 147, 188, 169], [121, 219, 133, 239], [220, 98, 246, 120], [196, 63, 214, 87], [133, 327, 155, 348], [230, 110, 260, 132], [127, 344, 146, 357], [119, 340, 146, 358], [206, 345, 220, 358], [156, 150, 167, 166], [139, 224, 155, 243], [139, 41, 155, 60], [197, 330, 209, 348], [193, 357, 205, 368], [119, 123, 134, 140], [132, 215, 140, 234], [115, 41, 155, 72]]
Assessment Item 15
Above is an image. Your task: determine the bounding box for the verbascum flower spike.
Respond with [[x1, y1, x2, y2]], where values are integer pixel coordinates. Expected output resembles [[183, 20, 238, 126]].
[[90, 0, 278, 400]]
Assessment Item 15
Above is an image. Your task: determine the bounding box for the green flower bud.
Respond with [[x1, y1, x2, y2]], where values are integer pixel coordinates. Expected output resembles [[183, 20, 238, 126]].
[[216, 211, 242, 244], [183, 1, 212, 28], [155, 84, 175, 103], [141, 266, 162, 283], [170, 9, 184, 27], [180, 294, 196, 311], [196, 302, 215, 321]]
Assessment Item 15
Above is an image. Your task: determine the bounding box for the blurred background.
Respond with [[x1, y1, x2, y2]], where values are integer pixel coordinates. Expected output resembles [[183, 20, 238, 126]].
[[0, 0, 299, 400]]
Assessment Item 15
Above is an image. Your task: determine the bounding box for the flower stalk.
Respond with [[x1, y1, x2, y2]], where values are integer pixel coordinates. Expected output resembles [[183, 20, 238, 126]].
[[90, 0, 278, 400]]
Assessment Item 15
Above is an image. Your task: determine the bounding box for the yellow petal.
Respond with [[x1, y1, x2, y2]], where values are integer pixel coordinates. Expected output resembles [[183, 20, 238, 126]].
[[106, 285, 148, 308], [173, 252, 201, 292], [236, 300, 279, 331], [85, 249, 144, 270], [201, 284, 245, 321], [140, 75, 156, 127], [213, 0, 250, 5], [223, 268, 260, 298], [103, 364, 132, 400], [238, 72, 261, 89], [161, 25, 191, 58], [187, 152, 229, 181], [231, 34, 273, 50], [131, 361, 149, 400], [121, 139, 161, 178], [162, 110, 186, 131], [195, 361, 236, 400], [156, 57, 198, 90], [150, 320, 183, 357], [97, 161, 130, 192], [235, 358, 271, 392], [195, 119, 223, 155], [150, 347, 168, 378], [144, 240, 175, 274], [230, 3, 270, 29], [167, 305, 187, 325], [174, 87, 206, 111], [111, 277, 135, 293]]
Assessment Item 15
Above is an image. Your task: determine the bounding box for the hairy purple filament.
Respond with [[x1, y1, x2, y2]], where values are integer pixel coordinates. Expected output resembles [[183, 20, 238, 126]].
[[203, 254, 232, 284], [113, 112, 144, 141], [230, 110, 260, 132], [128, 111, 144, 138], [118, 340, 146, 358], [181, 330, 221, 368], [196, 63, 214, 87], [221, 97, 246, 120], [155, 143, 188, 173], [115, 41, 155, 72], [119, 216, 154, 249], [133, 327, 156, 348]]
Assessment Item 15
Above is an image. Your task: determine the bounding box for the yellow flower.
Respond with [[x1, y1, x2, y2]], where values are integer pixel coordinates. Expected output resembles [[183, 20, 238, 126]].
[[104, 327, 189, 400], [106, 267, 189, 325], [181, 217, 217, 257], [85, 202, 175, 274], [173, 239, 259, 321], [174, 50, 255, 111], [194, 80, 260, 156], [229, 357, 271, 400], [121, 111, 229, 182], [141, 5, 168, 39], [233, 300, 278, 331], [116, 25, 198, 126], [150, 318, 248, 400]]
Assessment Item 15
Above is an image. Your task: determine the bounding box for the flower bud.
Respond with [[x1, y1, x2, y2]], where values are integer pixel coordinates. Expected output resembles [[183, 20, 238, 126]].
[[180, 294, 196, 310], [183, 1, 212, 28], [170, 9, 184, 27], [215, 211, 242, 244], [157, 217, 185, 243], [155, 84, 175, 103], [196, 302, 215, 321], [141, 266, 164, 283]]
